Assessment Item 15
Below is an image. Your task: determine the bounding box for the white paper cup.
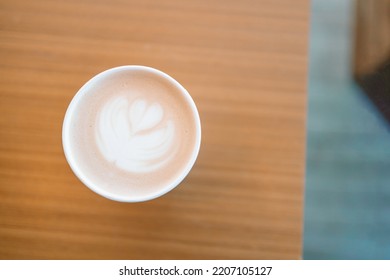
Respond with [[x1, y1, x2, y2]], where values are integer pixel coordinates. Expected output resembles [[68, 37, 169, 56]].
[[62, 66, 201, 202]]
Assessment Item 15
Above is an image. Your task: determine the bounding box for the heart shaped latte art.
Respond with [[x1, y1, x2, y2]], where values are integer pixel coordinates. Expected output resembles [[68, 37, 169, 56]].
[[96, 96, 175, 173]]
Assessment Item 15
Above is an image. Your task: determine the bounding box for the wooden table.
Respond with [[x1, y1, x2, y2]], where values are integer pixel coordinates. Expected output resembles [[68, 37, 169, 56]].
[[0, 0, 308, 259]]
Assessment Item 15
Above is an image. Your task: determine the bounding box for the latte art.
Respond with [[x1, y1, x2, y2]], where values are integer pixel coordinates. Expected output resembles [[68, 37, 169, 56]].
[[96, 96, 176, 173], [63, 66, 200, 202]]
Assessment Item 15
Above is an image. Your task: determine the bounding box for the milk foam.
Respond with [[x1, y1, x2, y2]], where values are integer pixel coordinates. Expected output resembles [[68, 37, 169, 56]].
[[65, 66, 200, 201], [96, 95, 176, 173]]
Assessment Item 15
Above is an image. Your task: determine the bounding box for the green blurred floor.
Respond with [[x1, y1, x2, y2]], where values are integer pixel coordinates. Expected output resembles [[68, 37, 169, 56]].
[[303, 0, 390, 259]]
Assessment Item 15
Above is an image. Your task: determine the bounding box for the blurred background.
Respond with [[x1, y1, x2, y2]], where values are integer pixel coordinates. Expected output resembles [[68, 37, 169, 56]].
[[304, 0, 390, 259]]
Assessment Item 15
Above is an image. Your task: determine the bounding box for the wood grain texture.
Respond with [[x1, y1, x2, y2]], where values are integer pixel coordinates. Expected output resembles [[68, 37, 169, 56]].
[[0, 0, 308, 259]]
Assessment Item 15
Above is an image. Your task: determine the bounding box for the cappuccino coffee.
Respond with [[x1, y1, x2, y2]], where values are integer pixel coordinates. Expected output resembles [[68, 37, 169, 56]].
[[62, 66, 201, 202]]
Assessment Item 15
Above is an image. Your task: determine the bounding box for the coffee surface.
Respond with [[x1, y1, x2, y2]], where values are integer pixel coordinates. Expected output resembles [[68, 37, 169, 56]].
[[96, 94, 176, 173], [66, 68, 198, 200]]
